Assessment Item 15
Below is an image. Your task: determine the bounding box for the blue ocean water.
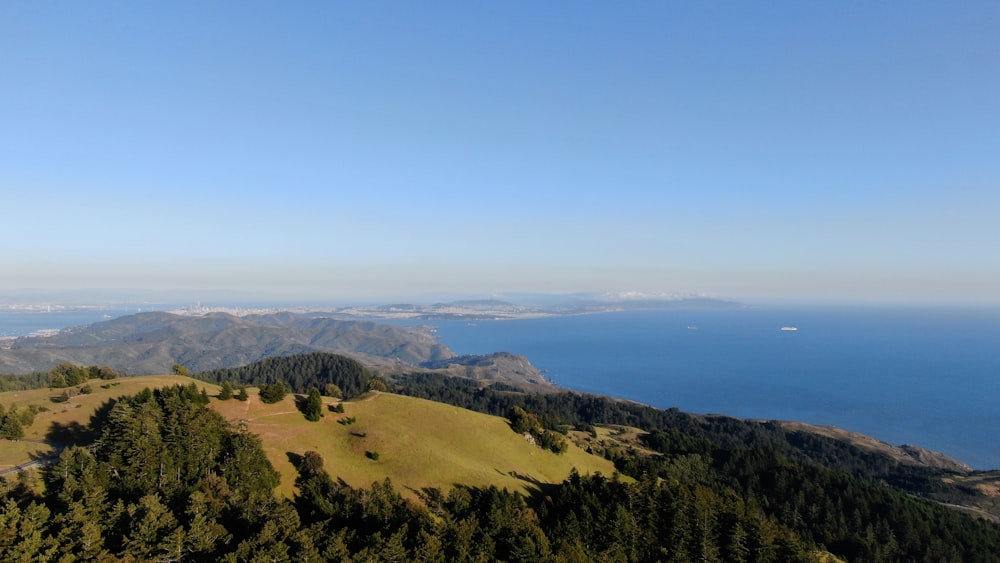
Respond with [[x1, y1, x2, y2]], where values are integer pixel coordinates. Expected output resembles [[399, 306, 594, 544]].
[[0, 309, 132, 338], [2, 305, 997, 469], [420, 307, 1000, 470]]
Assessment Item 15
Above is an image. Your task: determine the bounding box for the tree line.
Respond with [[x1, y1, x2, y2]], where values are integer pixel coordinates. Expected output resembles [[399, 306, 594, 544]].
[[195, 352, 374, 399], [0, 362, 120, 392]]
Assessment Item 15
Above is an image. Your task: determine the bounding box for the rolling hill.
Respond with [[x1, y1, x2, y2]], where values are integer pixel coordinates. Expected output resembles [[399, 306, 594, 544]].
[[4, 367, 1000, 561], [0, 374, 615, 499]]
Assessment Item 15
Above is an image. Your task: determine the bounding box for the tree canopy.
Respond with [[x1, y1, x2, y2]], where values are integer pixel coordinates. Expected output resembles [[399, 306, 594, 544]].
[[196, 352, 372, 399]]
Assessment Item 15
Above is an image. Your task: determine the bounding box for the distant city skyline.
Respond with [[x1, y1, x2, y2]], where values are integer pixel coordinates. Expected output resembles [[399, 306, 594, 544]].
[[2, 3, 998, 305]]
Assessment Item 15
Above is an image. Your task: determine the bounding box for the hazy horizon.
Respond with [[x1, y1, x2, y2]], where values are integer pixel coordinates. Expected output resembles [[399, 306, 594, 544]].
[[2, 286, 997, 312], [3, 3, 998, 305]]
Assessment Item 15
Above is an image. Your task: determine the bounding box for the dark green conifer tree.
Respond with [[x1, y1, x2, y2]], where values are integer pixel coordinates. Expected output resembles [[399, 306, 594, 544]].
[[303, 388, 323, 421]]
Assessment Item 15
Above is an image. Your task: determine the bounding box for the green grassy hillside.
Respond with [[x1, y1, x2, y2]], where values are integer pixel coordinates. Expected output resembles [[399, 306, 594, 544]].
[[213, 390, 617, 498], [1, 375, 616, 499]]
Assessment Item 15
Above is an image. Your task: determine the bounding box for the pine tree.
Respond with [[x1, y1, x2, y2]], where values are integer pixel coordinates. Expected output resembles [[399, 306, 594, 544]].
[[303, 388, 323, 422], [0, 405, 24, 439], [123, 494, 180, 560], [260, 382, 288, 404], [219, 381, 234, 400]]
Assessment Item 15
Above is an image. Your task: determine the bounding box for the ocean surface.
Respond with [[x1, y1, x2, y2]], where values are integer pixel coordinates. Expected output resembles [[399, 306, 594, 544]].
[[410, 307, 1000, 470], [2, 305, 998, 469], [0, 308, 134, 338]]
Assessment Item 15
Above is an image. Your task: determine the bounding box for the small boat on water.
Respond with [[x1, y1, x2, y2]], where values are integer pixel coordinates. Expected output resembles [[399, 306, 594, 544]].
[[780, 326, 798, 331]]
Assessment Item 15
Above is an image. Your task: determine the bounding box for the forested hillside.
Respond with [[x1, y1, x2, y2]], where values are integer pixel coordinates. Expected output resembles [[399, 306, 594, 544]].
[[3, 355, 999, 561], [385, 370, 1000, 560]]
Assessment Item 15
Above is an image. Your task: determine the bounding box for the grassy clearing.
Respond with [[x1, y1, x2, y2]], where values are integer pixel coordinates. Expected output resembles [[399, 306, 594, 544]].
[[2, 376, 618, 501], [0, 375, 218, 468], [216, 391, 618, 499]]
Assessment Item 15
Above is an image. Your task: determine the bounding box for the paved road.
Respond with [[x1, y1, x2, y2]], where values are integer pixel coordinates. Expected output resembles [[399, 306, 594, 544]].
[[0, 439, 64, 477]]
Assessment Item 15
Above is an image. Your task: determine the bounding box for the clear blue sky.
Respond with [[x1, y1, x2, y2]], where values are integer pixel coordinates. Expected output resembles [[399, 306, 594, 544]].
[[2, 2, 998, 304]]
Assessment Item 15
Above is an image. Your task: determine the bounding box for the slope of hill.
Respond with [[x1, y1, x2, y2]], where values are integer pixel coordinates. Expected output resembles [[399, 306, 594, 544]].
[[212, 391, 617, 499], [779, 421, 974, 473], [0, 374, 614, 499]]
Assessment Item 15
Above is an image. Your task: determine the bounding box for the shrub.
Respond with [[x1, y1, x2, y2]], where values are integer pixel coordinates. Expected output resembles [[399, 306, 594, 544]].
[[324, 383, 343, 398]]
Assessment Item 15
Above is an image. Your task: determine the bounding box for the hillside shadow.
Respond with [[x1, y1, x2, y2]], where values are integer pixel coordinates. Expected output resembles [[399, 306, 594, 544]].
[[26, 446, 59, 462], [494, 467, 562, 500], [44, 398, 118, 447], [409, 486, 446, 516], [526, 480, 560, 503], [45, 420, 91, 446]]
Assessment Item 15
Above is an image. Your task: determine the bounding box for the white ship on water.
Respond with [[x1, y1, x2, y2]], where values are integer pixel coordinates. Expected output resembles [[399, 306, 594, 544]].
[[780, 326, 798, 331]]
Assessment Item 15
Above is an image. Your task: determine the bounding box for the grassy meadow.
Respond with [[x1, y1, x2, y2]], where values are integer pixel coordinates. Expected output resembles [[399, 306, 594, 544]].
[[1, 375, 617, 500], [213, 390, 618, 498]]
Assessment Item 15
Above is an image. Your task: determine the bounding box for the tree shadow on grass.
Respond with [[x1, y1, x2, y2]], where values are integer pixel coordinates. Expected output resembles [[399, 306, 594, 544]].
[[494, 467, 562, 500], [45, 398, 118, 447], [293, 394, 307, 414]]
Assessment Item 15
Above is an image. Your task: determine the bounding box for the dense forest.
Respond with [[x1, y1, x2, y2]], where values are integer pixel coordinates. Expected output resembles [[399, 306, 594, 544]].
[[3, 354, 1000, 561], [195, 352, 374, 399]]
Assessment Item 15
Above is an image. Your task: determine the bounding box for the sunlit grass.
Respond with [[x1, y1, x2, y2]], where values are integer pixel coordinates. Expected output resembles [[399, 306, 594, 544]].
[[2, 375, 618, 501]]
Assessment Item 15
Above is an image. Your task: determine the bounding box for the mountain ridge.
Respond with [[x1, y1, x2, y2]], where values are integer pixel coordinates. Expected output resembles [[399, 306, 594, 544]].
[[0, 312, 454, 375]]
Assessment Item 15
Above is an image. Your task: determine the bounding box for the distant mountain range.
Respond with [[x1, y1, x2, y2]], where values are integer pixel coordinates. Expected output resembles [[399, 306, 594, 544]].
[[0, 294, 741, 378], [0, 311, 539, 380]]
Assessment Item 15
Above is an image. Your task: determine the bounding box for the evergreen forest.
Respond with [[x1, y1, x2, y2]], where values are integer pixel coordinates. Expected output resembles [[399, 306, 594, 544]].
[[1, 354, 999, 561]]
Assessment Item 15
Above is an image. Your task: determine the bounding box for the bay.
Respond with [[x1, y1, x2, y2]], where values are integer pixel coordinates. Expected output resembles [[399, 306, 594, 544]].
[[419, 307, 1000, 470], [0, 308, 133, 338]]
